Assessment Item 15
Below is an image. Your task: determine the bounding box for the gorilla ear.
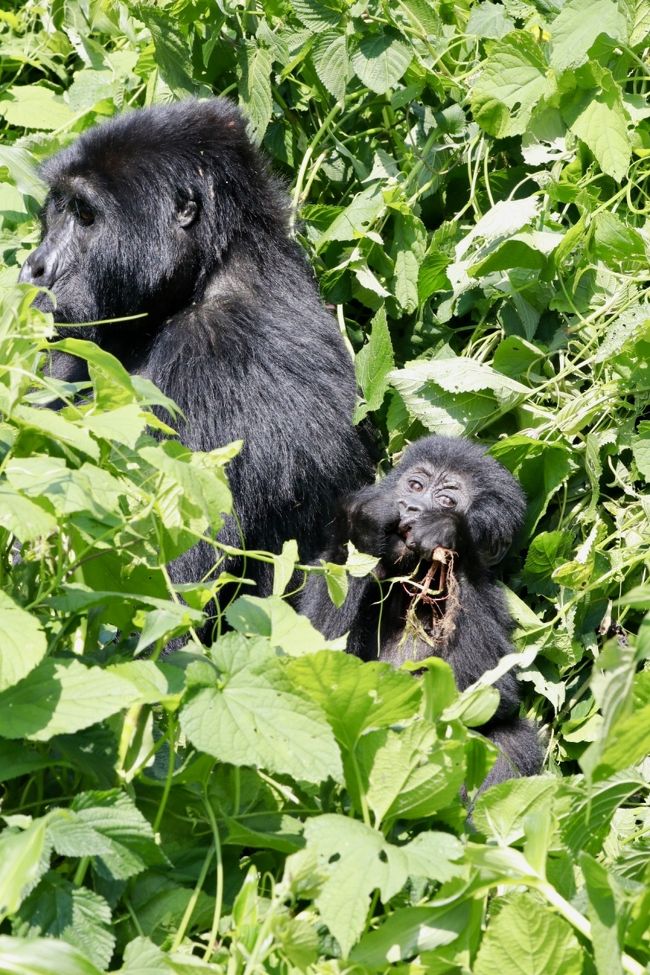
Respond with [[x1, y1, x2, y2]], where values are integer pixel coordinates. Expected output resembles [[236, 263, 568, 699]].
[[176, 191, 198, 228], [481, 535, 512, 567]]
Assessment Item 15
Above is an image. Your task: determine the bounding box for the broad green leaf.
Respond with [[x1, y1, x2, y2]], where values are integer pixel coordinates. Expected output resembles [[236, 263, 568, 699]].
[[312, 31, 349, 99], [472, 776, 558, 844], [591, 211, 647, 269], [295, 814, 411, 955], [0, 85, 76, 131], [0, 659, 139, 741], [0, 592, 47, 692], [474, 892, 584, 975], [471, 32, 553, 137], [355, 306, 394, 417], [225, 595, 345, 654], [180, 635, 343, 783], [389, 357, 527, 436], [0, 819, 48, 916], [351, 32, 412, 94], [549, 0, 628, 72], [0, 936, 102, 975], [318, 183, 385, 245], [362, 722, 465, 825], [13, 405, 99, 459], [70, 790, 163, 880], [120, 936, 215, 972], [15, 875, 115, 971], [240, 42, 273, 143], [632, 422, 650, 480], [351, 900, 471, 965], [563, 72, 631, 181], [466, 1, 515, 37], [0, 483, 57, 542], [83, 404, 148, 448], [291, 0, 341, 31], [137, 8, 198, 96], [580, 853, 625, 975], [286, 651, 421, 748], [272, 538, 300, 597], [0, 146, 44, 199]]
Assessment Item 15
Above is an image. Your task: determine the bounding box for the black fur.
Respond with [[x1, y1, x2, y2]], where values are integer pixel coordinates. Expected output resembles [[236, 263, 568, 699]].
[[300, 435, 542, 790], [19, 98, 372, 605]]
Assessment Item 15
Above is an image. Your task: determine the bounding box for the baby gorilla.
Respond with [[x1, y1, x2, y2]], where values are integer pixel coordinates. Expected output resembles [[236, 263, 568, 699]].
[[300, 435, 542, 790]]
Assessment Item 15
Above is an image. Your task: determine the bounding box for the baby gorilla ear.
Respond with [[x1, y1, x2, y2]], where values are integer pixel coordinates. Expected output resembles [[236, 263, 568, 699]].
[[176, 190, 198, 228]]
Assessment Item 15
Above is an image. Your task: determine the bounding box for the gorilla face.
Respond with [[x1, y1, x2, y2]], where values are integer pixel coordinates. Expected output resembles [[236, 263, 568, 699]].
[[20, 175, 200, 329], [17, 100, 264, 338], [396, 462, 472, 561]]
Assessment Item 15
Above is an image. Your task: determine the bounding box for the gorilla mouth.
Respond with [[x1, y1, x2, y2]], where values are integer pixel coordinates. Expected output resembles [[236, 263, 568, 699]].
[[402, 547, 459, 648]]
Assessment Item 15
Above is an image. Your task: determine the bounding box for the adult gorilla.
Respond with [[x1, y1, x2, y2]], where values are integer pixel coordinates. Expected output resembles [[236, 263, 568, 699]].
[[20, 98, 372, 602]]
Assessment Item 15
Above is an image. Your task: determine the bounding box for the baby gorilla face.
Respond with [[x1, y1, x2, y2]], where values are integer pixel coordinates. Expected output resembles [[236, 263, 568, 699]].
[[396, 465, 471, 559]]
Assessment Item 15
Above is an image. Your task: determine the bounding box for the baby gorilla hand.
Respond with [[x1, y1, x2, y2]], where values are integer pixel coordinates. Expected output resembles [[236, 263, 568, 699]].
[[345, 486, 401, 560], [400, 509, 460, 558]]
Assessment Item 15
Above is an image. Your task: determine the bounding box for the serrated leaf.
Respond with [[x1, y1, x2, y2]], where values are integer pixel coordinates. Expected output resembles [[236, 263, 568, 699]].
[[0, 819, 48, 916], [286, 651, 420, 748], [239, 42, 273, 143], [15, 875, 115, 971], [71, 790, 163, 880], [474, 892, 584, 975], [355, 307, 394, 416], [0, 85, 76, 131], [549, 0, 628, 72], [351, 33, 412, 94], [312, 31, 348, 100], [225, 595, 344, 654], [471, 32, 553, 137], [351, 899, 471, 966], [466, 1, 516, 38], [0, 483, 57, 542], [0, 592, 47, 692], [0, 660, 139, 741], [180, 635, 343, 783], [562, 72, 631, 181], [0, 936, 102, 975], [291, 0, 341, 31]]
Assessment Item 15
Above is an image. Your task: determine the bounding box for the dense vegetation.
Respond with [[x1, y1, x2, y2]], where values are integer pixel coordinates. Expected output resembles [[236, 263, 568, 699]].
[[0, 0, 649, 972]]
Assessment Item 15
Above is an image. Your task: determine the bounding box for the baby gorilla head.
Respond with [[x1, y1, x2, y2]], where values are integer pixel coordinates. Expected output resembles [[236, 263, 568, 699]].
[[346, 436, 526, 573]]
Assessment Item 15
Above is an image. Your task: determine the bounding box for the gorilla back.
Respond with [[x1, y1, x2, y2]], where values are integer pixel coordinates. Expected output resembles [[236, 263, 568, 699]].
[[20, 99, 371, 597]]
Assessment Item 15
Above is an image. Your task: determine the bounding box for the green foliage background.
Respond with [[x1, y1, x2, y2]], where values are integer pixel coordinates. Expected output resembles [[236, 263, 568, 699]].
[[0, 0, 649, 972]]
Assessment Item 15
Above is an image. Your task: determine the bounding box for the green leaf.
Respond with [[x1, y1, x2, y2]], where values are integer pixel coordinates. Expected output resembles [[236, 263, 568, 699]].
[[239, 42, 273, 143], [389, 357, 527, 436], [472, 777, 558, 844], [180, 635, 343, 783], [351, 899, 471, 966], [291, 0, 342, 31], [0, 936, 102, 975], [295, 814, 411, 955], [0, 483, 57, 542], [286, 651, 421, 748], [355, 306, 394, 417], [0, 592, 47, 692], [0, 85, 76, 131], [0, 819, 48, 917], [591, 211, 647, 269], [15, 875, 115, 971], [312, 31, 349, 100], [522, 531, 574, 595], [362, 722, 466, 825], [474, 892, 584, 975], [466, 1, 516, 38], [70, 790, 163, 880], [272, 538, 300, 597], [549, 0, 628, 72], [562, 71, 631, 181], [632, 422, 650, 480], [471, 32, 553, 138], [225, 595, 345, 654], [351, 32, 412, 95], [0, 146, 45, 199], [318, 183, 385, 245], [579, 853, 625, 975], [0, 659, 140, 741]]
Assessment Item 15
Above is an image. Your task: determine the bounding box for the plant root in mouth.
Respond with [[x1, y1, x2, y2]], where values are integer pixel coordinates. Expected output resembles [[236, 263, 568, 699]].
[[403, 546, 460, 651]]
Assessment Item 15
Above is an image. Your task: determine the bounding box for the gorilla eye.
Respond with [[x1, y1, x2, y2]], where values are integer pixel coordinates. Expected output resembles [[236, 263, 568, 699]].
[[408, 478, 424, 492], [71, 198, 95, 226], [438, 494, 456, 509]]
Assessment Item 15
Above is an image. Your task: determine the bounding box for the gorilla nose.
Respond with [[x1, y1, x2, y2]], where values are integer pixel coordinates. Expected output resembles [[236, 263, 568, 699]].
[[19, 248, 58, 289]]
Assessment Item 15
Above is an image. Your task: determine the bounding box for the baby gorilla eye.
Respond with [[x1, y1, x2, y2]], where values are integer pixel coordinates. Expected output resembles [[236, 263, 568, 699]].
[[408, 478, 424, 492], [438, 494, 456, 509]]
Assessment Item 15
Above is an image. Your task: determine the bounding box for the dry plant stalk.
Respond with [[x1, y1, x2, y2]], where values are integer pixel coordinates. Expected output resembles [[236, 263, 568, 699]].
[[403, 546, 460, 650]]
